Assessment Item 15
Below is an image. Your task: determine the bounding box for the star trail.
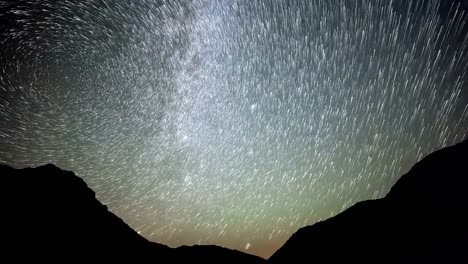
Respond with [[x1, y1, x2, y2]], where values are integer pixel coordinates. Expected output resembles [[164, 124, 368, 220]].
[[1, 0, 467, 258]]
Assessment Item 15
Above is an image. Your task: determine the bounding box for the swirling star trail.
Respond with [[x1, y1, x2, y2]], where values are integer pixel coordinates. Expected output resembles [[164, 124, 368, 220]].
[[1, 0, 467, 258]]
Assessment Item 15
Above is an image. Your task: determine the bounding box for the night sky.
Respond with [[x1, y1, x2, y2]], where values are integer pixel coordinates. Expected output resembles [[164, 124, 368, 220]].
[[1, 0, 467, 258]]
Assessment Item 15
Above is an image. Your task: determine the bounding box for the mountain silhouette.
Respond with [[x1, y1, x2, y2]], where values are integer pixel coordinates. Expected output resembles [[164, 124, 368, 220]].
[[1, 164, 265, 263], [268, 139, 468, 264], [2, 140, 467, 263]]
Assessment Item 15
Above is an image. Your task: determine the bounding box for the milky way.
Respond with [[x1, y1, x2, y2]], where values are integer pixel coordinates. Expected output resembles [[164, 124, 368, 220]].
[[1, 0, 467, 258]]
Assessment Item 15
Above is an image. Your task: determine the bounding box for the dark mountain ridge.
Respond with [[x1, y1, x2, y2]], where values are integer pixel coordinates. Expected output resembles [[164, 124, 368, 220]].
[[1, 163, 264, 263], [268, 139, 468, 263], [2, 139, 467, 263]]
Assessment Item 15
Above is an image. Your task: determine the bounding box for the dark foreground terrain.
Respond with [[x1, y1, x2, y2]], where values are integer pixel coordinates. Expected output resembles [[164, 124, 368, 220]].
[[1, 163, 264, 263], [268, 139, 468, 264], [2, 139, 467, 263]]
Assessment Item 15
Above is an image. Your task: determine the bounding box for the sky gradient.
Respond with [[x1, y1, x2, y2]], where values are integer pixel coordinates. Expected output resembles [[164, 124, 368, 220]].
[[1, 0, 467, 258]]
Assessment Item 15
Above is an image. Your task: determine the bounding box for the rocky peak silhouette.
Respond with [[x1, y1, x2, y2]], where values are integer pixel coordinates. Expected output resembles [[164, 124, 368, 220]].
[[2, 139, 467, 263], [267, 139, 468, 264], [1, 163, 264, 263]]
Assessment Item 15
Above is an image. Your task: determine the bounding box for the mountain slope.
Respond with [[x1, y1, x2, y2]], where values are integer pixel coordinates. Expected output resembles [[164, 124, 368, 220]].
[[267, 139, 468, 263], [1, 163, 264, 263]]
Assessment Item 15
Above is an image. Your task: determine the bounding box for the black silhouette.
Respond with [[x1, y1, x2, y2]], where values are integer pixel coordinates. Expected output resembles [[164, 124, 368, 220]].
[[267, 139, 468, 263], [2, 140, 467, 263], [1, 164, 265, 263]]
